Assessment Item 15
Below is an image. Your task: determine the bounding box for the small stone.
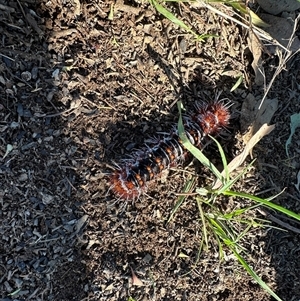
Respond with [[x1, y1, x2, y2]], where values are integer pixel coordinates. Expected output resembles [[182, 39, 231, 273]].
[[41, 192, 54, 205], [21, 71, 32, 81], [18, 173, 28, 181], [143, 253, 152, 263]]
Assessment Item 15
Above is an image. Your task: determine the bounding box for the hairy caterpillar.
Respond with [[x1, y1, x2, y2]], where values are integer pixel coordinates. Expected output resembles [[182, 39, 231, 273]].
[[109, 100, 230, 200]]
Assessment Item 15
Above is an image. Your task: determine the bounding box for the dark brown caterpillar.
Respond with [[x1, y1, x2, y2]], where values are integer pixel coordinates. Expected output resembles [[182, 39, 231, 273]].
[[109, 100, 230, 199]]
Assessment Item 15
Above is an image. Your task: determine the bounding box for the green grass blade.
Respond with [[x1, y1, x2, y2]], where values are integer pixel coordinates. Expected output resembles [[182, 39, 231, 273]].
[[177, 101, 224, 182], [223, 204, 260, 219], [230, 75, 243, 92], [149, 0, 215, 42], [207, 217, 227, 239], [224, 190, 300, 222], [149, 0, 191, 32], [108, 3, 114, 20], [213, 229, 224, 260], [167, 177, 195, 223], [234, 223, 253, 244], [229, 3, 270, 28], [206, 217, 225, 260], [229, 246, 283, 301], [197, 198, 209, 249], [209, 135, 229, 181]]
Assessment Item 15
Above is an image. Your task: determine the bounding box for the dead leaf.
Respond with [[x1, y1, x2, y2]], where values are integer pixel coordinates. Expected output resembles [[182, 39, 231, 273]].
[[213, 124, 275, 190], [241, 95, 278, 145], [247, 32, 264, 86], [286, 112, 300, 157], [254, 98, 278, 130], [130, 267, 143, 286], [115, 0, 140, 15], [50, 29, 78, 40]]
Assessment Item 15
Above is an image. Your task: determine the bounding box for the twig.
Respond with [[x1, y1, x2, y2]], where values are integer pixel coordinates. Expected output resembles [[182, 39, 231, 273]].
[[0, 4, 15, 13], [257, 208, 300, 234], [90, 91, 117, 110], [258, 14, 300, 109], [65, 176, 77, 192], [16, 0, 26, 19], [45, 107, 79, 118], [79, 95, 113, 110], [0, 53, 15, 61]]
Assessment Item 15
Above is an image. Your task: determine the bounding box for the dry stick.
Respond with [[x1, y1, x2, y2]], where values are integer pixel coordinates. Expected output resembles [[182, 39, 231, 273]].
[[65, 176, 77, 192], [258, 14, 300, 109], [80, 94, 114, 110], [0, 4, 15, 12], [16, 0, 26, 19], [90, 91, 117, 111], [42, 106, 80, 118], [0, 53, 15, 61], [257, 208, 300, 234]]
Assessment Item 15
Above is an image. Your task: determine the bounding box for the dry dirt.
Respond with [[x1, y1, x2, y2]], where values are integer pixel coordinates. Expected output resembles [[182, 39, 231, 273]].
[[1, 0, 300, 301]]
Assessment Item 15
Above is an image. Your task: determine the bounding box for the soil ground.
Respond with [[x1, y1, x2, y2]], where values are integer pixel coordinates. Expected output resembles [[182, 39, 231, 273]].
[[1, 1, 300, 301]]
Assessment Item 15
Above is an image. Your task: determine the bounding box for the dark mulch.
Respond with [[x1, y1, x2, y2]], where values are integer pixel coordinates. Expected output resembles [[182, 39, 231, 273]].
[[1, 0, 300, 300]]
